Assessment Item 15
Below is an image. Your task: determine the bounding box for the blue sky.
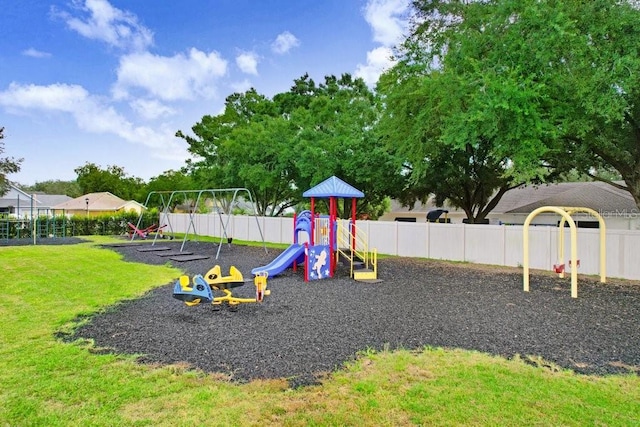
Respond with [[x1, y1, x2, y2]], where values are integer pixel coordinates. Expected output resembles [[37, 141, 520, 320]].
[[0, 0, 411, 186]]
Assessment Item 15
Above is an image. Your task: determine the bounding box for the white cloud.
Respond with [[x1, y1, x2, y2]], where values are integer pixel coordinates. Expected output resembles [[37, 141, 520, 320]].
[[112, 48, 228, 101], [363, 0, 410, 46], [271, 31, 300, 54], [130, 98, 176, 120], [22, 48, 52, 58], [53, 0, 153, 51], [355, 0, 410, 87], [0, 82, 89, 112], [236, 52, 259, 75], [0, 82, 187, 159], [354, 46, 395, 87]]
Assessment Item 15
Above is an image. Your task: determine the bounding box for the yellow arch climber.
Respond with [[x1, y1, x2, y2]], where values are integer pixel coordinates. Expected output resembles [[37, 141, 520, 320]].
[[523, 206, 606, 298]]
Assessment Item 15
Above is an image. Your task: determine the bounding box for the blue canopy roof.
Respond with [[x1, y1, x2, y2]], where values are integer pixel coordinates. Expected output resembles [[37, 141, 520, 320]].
[[302, 176, 364, 198]]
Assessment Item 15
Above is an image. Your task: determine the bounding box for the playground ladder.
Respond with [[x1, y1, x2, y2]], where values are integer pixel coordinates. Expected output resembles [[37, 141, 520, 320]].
[[36, 216, 67, 238], [336, 221, 379, 282]]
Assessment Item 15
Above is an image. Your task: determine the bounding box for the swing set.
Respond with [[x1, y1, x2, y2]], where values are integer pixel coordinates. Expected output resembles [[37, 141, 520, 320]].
[[131, 188, 267, 259], [523, 206, 606, 298]]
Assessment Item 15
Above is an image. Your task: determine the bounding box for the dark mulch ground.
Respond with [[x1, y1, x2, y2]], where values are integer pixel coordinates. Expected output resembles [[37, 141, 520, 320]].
[[0, 237, 89, 246], [68, 240, 640, 387]]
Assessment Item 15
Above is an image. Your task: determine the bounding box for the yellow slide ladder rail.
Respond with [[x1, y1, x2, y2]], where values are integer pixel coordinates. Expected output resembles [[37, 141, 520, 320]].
[[336, 221, 378, 280]]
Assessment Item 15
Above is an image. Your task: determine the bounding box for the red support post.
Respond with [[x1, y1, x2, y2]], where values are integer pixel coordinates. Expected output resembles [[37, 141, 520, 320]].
[[310, 197, 315, 246], [329, 196, 336, 277]]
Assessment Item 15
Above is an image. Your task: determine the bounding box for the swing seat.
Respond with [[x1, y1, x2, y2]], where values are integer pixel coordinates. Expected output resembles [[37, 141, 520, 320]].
[[128, 222, 166, 239], [553, 263, 565, 274]]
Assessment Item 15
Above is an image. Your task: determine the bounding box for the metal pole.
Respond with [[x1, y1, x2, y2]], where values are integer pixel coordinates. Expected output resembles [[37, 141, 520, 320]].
[[85, 197, 89, 235], [32, 194, 36, 245]]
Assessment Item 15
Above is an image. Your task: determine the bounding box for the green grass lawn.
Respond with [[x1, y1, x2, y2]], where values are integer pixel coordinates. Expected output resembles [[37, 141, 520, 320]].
[[1, 236, 638, 426]]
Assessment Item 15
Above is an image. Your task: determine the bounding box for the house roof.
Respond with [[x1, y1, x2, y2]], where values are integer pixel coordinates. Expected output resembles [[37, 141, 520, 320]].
[[118, 200, 146, 210], [53, 192, 139, 211], [493, 182, 637, 214], [0, 184, 72, 209], [388, 181, 638, 216], [303, 176, 364, 198], [35, 194, 73, 207]]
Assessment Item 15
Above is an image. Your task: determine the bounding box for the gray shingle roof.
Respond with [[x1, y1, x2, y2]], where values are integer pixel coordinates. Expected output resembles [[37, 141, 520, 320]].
[[35, 194, 72, 207], [388, 181, 637, 216], [494, 182, 637, 214], [0, 184, 72, 209]]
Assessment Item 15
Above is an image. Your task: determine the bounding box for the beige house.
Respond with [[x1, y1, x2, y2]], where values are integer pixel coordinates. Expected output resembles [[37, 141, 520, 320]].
[[53, 192, 145, 217], [379, 181, 640, 230]]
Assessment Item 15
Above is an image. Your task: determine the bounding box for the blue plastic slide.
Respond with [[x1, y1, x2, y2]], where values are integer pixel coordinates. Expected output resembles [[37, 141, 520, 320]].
[[251, 244, 305, 277]]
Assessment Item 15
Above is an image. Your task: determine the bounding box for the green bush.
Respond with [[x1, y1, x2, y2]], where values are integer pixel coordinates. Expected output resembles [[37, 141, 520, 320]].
[[68, 210, 159, 236], [0, 210, 161, 239]]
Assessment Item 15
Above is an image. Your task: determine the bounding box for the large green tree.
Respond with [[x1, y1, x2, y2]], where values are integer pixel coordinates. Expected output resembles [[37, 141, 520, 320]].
[[140, 169, 198, 209], [0, 127, 22, 196], [22, 180, 82, 198], [282, 74, 404, 218], [391, 0, 640, 217], [178, 89, 299, 216], [377, 64, 531, 222], [74, 162, 145, 201], [145, 169, 196, 194], [179, 74, 404, 218], [377, 4, 548, 222], [538, 0, 640, 207]]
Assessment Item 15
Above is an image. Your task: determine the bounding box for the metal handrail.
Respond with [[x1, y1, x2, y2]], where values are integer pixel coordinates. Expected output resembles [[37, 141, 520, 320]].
[[336, 220, 375, 278]]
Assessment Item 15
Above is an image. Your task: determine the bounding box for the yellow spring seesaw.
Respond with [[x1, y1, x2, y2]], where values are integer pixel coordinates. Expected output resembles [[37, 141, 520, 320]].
[[172, 265, 269, 311]]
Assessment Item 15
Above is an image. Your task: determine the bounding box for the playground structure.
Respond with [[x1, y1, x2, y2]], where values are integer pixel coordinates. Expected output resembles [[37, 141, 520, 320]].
[[523, 206, 606, 298], [251, 176, 380, 283], [172, 265, 270, 310], [133, 188, 267, 259], [173, 177, 380, 315]]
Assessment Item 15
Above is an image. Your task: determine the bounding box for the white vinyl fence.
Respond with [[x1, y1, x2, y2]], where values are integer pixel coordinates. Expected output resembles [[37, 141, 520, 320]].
[[162, 213, 640, 281]]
